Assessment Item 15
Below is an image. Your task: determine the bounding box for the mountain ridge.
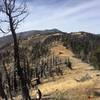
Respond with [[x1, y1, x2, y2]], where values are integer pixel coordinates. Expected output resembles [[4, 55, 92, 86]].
[[0, 29, 63, 49], [0, 29, 100, 49]]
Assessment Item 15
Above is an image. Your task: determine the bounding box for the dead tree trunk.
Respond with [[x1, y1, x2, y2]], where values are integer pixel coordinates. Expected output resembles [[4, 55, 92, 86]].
[[8, 14, 31, 100], [0, 0, 31, 99], [0, 72, 7, 100], [3, 61, 13, 100]]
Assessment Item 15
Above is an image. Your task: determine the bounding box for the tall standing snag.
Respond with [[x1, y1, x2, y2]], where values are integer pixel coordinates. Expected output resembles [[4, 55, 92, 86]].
[[0, 72, 7, 100], [0, 0, 31, 99]]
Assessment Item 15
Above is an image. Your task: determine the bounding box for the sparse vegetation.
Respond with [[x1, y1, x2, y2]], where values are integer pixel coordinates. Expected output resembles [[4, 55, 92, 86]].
[[62, 32, 100, 70], [0, 28, 100, 99]]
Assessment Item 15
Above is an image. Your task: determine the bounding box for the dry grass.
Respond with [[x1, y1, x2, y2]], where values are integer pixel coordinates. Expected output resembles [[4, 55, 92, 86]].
[[18, 44, 100, 100]]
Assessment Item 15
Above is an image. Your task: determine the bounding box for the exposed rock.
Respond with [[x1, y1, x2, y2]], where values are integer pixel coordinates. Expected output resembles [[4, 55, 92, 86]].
[[75, 74, 92, 82]]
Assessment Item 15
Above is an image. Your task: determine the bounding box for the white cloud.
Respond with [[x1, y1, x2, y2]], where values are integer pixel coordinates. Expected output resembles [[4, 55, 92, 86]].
[[0, 0, 100, 35]]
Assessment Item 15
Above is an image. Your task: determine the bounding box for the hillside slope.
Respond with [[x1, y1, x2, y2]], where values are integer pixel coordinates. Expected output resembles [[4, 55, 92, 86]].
[[30, 44, 100, 100], [0, 30, 100, 100]]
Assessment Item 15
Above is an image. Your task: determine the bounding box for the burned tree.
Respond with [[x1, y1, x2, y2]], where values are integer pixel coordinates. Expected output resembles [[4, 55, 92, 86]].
[[0, 0, 31, 99], [0, 72, 7, 100], [2, 60, 13, 100]]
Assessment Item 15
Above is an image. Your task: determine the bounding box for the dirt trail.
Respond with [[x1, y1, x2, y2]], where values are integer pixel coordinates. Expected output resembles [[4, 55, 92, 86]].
[[31, 44, 100, 99]]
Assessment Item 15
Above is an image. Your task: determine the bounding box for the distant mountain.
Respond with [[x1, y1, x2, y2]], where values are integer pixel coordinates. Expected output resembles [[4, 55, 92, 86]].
[[0, 29, 62, 49], [0, 29, 100, 49], [19, 28, 62, 37]]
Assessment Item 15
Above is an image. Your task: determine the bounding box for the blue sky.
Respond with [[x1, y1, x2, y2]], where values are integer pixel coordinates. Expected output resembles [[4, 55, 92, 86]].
[[0, 0, 100, 36]]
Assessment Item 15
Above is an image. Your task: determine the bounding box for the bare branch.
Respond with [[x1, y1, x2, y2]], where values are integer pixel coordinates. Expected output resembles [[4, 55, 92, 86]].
[[0, 28, 6, 33], [0, 0, 28, 31], [14, 12, 28, 30], [0, 0, 31, 99], [0, 28, 7, 33], [13, 9, 27, 18], [10, 0, 16, 11], [12, 0, 25, 13], [0, 19, 10, 34], [12, 3, 27, 18], [0, 27, 10, 34], [3, 0, 9, 15]]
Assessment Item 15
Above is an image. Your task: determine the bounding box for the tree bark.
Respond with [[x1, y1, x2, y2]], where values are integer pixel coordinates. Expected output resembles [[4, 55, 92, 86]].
[[8, 14, 31, 100]]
